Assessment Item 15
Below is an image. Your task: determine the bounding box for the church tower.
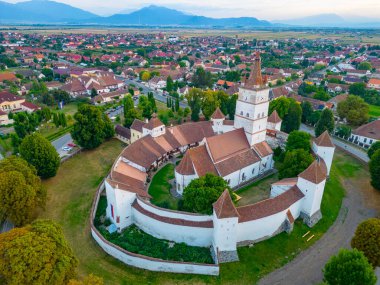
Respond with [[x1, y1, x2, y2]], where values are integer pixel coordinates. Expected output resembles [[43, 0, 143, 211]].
[[234, 53, 270, 146]]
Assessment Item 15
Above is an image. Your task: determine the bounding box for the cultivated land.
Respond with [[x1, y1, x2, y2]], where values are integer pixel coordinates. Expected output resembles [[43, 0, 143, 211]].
[[39, 139, 368, 285], [2, 26, 380, 44]]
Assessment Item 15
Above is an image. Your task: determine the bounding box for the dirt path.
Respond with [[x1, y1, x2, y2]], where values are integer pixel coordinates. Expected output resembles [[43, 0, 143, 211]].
[[259, 163, 380, 285]]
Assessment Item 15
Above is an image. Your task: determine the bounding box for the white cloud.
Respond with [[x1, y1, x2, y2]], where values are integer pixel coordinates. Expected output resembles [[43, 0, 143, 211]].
[[3, 0, 380, 20]]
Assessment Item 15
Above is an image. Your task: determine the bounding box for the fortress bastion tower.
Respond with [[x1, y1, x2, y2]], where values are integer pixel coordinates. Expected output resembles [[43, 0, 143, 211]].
[[234, 52, 269, 146]]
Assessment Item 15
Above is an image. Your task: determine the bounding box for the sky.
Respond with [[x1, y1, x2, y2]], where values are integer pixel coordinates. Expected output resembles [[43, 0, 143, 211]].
[[3, 0, 380, 20]]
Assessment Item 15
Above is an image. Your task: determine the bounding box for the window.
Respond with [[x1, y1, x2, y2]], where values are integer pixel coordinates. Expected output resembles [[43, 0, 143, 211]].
[[252, 168, 255, 175], [246, 113, 249, 117], [364, 138, 367, 143], [242, 173, 246, 181], [240, 111, 243, 115], [111, 204, 114, 219]]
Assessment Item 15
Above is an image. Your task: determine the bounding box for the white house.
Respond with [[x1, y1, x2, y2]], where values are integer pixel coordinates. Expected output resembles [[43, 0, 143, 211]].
[[349, 120, 380, 149]]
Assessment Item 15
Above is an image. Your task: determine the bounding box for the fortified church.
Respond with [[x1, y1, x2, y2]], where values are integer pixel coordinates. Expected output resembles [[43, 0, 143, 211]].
[[102, 53, 336, 265]]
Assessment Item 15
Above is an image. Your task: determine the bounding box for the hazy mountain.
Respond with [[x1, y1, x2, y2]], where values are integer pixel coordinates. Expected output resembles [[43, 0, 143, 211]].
[[0, 0, 97, 23], [96, 5, 271, 27], [275, 14, 345, 27], [275, 13, 380, 28]]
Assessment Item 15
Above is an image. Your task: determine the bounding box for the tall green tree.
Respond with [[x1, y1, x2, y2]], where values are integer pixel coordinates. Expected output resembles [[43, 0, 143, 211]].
[[138, 95, 153, 119], [13, 112, 40, 139], [337, 95, 369, 126], [202, 90, 219, 120], [0, 219, 78, 285], [279, 149, 314, 179], [186, 88, 203, 122], [323, 249, 377, 285], [19, 133, 60, 179], [369, 149, 380, 190], [71, 105, 114, 149], [351, 218, 380, 267], [269, 97, 291, 119], [315, 108, 335, 137], [124, 108, 141, 128], [368, 141, 380, 159], [182, 174, 233, 214], [286, 131, 311, 152], [192, 67, 213, 89], [301, 101, 314, 124], [0, 156, 45, 226], [123, 95, 134, 116], [166, 76, 174, 92], [282, 100, 302, 133]]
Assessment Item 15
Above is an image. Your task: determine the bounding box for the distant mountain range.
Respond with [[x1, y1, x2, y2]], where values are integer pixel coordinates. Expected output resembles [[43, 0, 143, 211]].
[[275, 13, 380, 28], [0, 1, 380, 28], [0, 1, 271, 27]]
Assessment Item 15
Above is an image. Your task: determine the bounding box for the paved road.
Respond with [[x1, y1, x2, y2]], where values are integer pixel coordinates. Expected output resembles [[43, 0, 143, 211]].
[[51, 133, 73, 158], [300, 124, 369, 163], [259, 156, 380, 285]]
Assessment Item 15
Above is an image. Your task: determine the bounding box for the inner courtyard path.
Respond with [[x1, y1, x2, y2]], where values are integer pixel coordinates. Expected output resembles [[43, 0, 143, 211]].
[[259, 158, 380, 285]]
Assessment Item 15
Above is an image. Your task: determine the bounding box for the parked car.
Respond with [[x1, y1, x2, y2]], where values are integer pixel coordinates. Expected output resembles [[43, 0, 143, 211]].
[[62, 146, 72, 152]]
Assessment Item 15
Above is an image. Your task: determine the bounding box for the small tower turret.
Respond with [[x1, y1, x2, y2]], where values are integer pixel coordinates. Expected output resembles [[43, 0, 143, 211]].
[[211, 107, 226, 134], [212, 190, 239, 263], [312, 131, 335, 175]]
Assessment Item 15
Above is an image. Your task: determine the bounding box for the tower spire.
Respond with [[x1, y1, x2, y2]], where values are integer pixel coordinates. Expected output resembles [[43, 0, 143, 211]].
[[245, 52, 264, 89]]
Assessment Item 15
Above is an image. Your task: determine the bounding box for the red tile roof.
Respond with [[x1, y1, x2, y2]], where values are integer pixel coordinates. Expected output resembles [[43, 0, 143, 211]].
[[353, 120, 380, 141], [314, 131, 334, 148], [211, 107, 225, 120], [237, 185, 304, 223], [175, 151, 195, 175], [298, 160, 327, 184], [268, 110, 282, 124], [213, 190, 239, 219], [253, 141, 274, 158]]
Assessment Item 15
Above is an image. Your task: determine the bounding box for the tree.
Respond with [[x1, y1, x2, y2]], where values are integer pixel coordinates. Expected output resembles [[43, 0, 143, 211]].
[[286, 131, 311, 152], [19, 133, 60, 178], [91, 88, 98, 98], [186, 88, 203, 122], [227, 94, 238, 120], [123, 95, 134, 117], [166, 76, 174, 92], [369, 149, 380, 190], [202, 90, 219, 120], [323, 249, 377, 285], [282, 100, 302, 133], [315, 108, 335, 137], [138, 95, 153, 119], [351, 218, 380, 267], [147, 92, 157, 112], [358, 61, 372, 71], [337, 95, 369, 126], [269, 97, 291, 119], [301, 101, 313, 124], [368, 141, 380, 159], [279, 149, 314, 179], [335, 125, 352, 139], [182, 174, 232, 214], [141, 71, 151, 82], [13, 112, 40, 139], [0, 156, 45, 226], [313, 89, 330, 101], [0, 219, 78, 285], [175, 97, 180, 112], [349, 82, 367, 97], [124, 108, 141, 128], [192, 67, 213, 89], [71, 105, 114, 149], [59, 112, 67, 128]]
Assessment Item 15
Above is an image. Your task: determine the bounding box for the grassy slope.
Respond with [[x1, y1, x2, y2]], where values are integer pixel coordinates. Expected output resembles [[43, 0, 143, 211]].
[[41, 144, 358, 285], [369, 104, 380, 118], [148, 163, 178, 210]]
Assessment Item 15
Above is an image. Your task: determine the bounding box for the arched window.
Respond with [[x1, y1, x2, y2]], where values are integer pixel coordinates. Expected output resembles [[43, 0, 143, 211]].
[[242, 173, 246, 181], [246, 113, 249, 117], [240, 111, 243, 115]]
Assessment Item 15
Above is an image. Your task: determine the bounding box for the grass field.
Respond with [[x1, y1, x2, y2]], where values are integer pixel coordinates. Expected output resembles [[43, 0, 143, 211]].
[[236, 173, 278, 207], [40, 144, 360, 285], [148, 163, 179, 210], [369, 104, 380, 118]]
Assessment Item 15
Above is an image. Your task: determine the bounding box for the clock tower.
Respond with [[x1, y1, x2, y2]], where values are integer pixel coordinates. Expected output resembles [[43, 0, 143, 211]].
[[234, 53, 270, 146]]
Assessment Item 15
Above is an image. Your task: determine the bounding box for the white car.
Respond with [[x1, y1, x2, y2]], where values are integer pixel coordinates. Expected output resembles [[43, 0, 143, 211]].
[[62, 146, 72, 152]]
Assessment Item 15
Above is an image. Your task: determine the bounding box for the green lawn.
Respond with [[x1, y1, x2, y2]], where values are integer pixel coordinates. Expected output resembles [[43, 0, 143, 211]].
[[236, 173, 278, 206], [148, 163, 179, 210], [40, 145, 360, 285], [369, 104, 380, 118]]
